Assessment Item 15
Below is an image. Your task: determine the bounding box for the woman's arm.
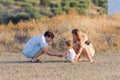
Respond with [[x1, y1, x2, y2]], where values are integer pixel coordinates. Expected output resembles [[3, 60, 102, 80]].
[[75, 47, 83, 61]]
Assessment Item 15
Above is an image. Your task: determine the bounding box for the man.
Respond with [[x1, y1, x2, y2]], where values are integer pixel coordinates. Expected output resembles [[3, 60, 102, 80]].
[[23, 30, 63, 63]]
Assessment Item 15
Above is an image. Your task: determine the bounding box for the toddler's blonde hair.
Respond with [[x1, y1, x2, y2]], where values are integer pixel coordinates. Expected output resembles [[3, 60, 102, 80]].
[[66, 40, 72, 47]]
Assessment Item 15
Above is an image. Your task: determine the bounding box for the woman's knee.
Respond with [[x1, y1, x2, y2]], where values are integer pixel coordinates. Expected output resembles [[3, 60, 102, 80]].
[[81, 48, 88, 56]]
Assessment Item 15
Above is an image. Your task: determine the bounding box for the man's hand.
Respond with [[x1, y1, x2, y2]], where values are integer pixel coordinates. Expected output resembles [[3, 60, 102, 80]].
[[57, 54, 63, 57]]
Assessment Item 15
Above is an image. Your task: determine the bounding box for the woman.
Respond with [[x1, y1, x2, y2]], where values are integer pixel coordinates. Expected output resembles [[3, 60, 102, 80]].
[[71, 29, 95, 62]]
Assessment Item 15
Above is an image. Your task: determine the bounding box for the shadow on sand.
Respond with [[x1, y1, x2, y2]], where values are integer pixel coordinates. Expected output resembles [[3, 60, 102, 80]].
[[0, 61, 32, 64], [0, 60, 68, 64]]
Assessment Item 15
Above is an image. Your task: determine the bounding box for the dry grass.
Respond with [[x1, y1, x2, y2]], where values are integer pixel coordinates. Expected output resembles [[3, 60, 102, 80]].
[[0, 12, 120, 53]]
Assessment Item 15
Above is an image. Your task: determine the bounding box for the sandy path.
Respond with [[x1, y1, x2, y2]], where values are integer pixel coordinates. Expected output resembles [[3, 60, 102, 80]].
[[0, 52, 120, 80]]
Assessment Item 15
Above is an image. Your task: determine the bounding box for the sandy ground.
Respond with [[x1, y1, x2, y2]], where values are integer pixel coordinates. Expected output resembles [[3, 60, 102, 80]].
[[0, 52, 120, 80]]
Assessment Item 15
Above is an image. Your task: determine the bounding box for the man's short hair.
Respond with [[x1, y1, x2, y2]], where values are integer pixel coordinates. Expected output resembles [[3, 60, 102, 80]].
[[44, 30, 54, 39]]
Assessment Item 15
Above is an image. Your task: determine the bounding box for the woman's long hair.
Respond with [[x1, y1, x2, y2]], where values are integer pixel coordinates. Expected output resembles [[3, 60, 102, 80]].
[[72, 29, 84, 43]]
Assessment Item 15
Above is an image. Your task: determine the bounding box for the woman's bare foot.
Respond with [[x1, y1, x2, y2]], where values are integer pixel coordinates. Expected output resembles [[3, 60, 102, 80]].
[[77, 58, 84, 62], [89, 60, 94, 62]]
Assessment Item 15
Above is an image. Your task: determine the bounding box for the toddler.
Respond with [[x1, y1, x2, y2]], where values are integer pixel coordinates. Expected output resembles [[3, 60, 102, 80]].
[[65, 40, 77, 63]]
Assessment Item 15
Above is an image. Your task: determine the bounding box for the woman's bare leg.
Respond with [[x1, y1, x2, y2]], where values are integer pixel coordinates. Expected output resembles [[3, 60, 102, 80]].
[[77, 55, 84, 62], [73, 45, 83, 62], [82, 46, 93, 62]]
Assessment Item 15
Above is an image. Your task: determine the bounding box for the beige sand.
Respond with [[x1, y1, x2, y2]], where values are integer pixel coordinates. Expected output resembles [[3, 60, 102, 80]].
[[0, 52, 120, 80]]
